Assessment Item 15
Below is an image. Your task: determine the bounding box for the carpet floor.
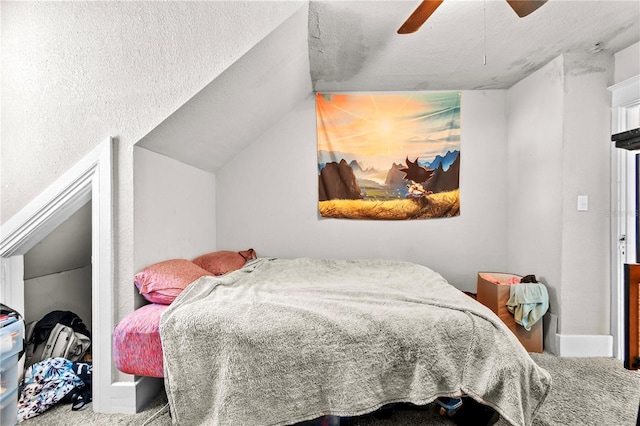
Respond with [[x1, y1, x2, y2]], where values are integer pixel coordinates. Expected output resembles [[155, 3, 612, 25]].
[[18, 353, 640, 426]]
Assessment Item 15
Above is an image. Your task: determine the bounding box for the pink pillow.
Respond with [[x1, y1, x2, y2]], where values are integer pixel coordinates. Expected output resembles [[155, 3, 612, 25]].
[[192, 248, 257, 276], [134, 259, 212, 304]]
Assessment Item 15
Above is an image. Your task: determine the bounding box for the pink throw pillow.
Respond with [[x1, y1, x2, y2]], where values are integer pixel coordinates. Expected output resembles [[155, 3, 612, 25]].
[[134, 259, 212, 304], [192, 248, 257, 276]]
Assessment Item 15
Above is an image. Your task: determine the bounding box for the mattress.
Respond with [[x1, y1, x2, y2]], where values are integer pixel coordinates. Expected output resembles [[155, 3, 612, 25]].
[[113, 303, 167, 378]]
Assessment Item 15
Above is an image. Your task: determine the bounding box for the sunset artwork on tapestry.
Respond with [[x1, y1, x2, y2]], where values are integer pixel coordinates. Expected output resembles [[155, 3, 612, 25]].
[[316, 92, 461, 220]]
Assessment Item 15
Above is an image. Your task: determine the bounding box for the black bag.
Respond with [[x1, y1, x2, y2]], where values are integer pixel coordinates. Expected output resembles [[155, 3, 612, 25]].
[[24, 310, 91, 368], [59, 361, 92, 410], [28, 310, 91, 344]]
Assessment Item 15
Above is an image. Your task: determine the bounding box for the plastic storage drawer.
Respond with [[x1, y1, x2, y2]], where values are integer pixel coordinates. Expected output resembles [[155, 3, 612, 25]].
[[0, 321, 23, 361], [0, 354, 18, 396], [0, 319, 22, 426], [0, 385, 18, 426]]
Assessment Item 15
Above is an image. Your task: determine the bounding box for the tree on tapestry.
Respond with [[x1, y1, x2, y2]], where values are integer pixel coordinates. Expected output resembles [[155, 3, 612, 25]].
[[316, 92, 461, 220]]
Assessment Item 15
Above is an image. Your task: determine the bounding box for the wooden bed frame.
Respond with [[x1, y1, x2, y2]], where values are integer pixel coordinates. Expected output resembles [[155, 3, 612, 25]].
[[625, 263, 640, 370]]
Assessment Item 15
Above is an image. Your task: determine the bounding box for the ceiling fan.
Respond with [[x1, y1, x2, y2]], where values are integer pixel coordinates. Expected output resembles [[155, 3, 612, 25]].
[[397, 0, 548, 34]]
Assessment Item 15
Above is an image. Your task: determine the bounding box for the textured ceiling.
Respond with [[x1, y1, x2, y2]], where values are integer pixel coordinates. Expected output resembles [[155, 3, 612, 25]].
[[139, 1, 639, 174], [310, 0, 640, 91]]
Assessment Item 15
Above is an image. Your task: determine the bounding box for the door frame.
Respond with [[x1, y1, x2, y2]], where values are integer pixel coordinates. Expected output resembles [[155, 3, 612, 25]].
[[609, 76, 640, 359], [0, 138, 114, 412]]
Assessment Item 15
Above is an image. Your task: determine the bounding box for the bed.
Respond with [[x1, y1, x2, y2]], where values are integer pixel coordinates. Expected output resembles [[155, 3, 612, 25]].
[[152, 257, 551, 426], [113, 303, 167, 378], [113, 250, 258, 378]]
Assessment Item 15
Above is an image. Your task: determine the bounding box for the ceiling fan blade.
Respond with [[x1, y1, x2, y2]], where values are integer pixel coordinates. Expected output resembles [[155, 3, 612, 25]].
[[506, 0, 547, 18], [397, 0, 444, 34]]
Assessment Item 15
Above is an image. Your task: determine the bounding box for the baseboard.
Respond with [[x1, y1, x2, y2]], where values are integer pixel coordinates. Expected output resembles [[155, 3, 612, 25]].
[[106, 376, 164, 414], [555, 334, 613, 357], [135, 376, 164, 412]]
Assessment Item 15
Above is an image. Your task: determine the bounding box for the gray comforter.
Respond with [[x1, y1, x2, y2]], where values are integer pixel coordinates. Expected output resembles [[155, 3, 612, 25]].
[[160, 258, 551, 426]]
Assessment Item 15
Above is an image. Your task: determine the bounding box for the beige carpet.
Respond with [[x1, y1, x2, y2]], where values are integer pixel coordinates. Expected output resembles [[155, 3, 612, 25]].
[[18, 353, 640, 426]]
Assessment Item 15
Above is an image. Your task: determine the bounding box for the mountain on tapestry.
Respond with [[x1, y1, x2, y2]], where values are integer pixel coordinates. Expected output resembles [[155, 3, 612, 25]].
[[316, 92, 461, 220]]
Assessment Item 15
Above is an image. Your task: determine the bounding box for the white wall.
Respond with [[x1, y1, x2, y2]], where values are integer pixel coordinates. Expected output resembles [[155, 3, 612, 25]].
[[23, 201, 93, 327], [217, 91, 510, 291], [560, 53, 613, 335], [133, 147, 216, 276], [129, 146, 216, 383], [24, 266, 93, 329], [506, 56, 566, 329], [506, 52, 613, 336], [23, 201, 92, 280]]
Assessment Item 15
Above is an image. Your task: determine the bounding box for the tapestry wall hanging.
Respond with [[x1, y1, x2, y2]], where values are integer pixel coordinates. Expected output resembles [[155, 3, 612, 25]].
[[316, 92, 461, 220]]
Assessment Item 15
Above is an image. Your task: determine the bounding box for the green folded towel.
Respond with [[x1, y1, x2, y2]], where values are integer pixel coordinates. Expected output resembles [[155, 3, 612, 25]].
[[506, 283, 549, 331]]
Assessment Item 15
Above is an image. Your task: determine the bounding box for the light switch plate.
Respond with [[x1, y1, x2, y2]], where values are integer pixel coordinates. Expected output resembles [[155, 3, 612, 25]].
[[577, 195, 588, 211]]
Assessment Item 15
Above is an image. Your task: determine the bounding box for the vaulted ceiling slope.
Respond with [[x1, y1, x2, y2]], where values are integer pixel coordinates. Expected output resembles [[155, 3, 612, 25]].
[[310, 0, 640, 91], [0, 1, 306, 223], [138, 4, 312, 172], [139, 1, 639, 173]]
